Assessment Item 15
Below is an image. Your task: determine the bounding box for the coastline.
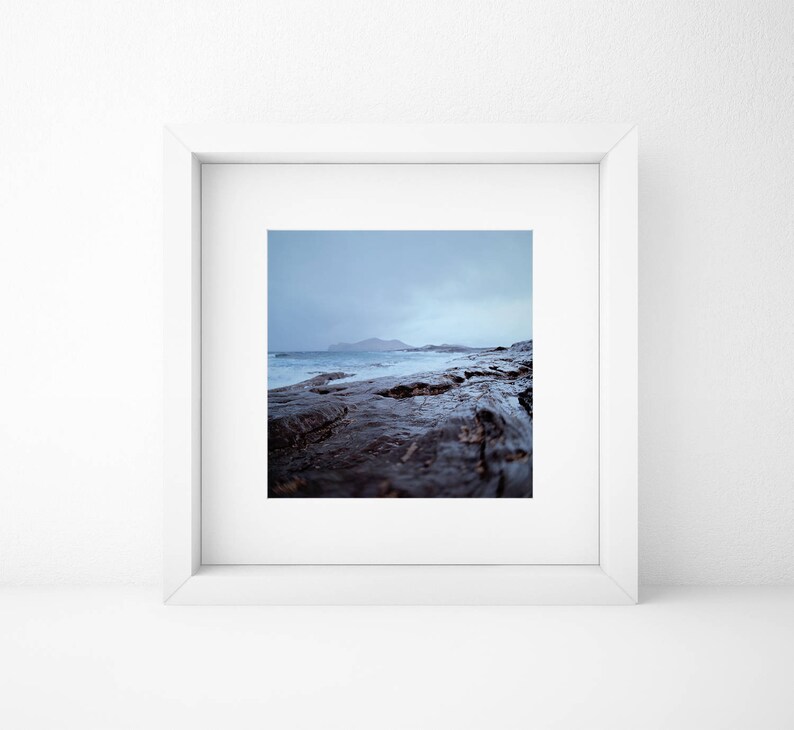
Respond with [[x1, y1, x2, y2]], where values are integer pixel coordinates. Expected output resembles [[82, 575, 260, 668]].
[[267, 341, 533, 498], [266, 348, 474, 390]]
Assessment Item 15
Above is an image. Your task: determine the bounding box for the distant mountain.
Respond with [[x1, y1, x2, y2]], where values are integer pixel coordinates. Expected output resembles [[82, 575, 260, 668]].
[[408, 343, 485, 353], [328, 337, 414, 352]]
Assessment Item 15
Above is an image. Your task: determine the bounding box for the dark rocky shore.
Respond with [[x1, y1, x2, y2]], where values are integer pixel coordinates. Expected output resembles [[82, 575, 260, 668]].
[[268, 341, 533, 498]]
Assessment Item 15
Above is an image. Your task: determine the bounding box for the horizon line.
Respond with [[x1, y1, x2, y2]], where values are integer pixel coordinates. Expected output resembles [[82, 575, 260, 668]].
[[268, 337, 533, 353]]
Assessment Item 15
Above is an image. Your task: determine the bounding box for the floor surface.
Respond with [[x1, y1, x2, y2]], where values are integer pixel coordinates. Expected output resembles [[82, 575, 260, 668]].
[[1, 586, 792, 729]]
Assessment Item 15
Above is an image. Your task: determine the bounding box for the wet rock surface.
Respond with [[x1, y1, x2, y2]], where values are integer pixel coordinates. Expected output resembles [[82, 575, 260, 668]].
[[268, 342, 533, 498]]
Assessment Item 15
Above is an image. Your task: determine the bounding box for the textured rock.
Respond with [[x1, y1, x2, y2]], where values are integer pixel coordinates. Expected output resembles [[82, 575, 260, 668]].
[[268, 342, 533, 498]]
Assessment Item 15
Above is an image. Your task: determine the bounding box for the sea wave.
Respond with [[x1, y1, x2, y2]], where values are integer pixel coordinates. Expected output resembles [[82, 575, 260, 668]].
[[267, 350, 469, 390]]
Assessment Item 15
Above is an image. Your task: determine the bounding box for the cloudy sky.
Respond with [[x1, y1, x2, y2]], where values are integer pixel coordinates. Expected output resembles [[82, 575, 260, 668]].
[[268, 230, 532, 351]]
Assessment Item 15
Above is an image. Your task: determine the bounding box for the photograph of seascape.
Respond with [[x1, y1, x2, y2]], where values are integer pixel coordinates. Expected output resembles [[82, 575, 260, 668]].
[[267, 230, 533, 498]]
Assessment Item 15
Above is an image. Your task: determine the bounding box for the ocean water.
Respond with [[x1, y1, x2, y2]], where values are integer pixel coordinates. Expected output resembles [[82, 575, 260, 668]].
[[268, 350, 470, 390]]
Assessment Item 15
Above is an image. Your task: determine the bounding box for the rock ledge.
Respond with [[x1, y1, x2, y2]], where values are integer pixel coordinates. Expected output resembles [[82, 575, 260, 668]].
[[268, 341, 533, 498]]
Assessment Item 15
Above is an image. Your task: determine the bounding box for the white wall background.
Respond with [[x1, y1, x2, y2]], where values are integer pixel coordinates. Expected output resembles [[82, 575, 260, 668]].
[[1, 0, 792, 585]]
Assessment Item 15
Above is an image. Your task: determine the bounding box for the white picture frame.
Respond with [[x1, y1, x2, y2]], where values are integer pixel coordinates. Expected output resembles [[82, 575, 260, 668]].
[[164, 124, 638, 605]]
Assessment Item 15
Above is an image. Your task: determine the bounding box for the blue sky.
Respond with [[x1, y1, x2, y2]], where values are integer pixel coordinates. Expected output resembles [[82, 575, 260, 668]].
[[268, 230, 532, 351]]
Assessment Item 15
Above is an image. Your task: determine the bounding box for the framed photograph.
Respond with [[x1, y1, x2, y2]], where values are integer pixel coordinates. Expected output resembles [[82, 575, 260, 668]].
[[265, 229, 534, 500], [164, 124, 637, 604]]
